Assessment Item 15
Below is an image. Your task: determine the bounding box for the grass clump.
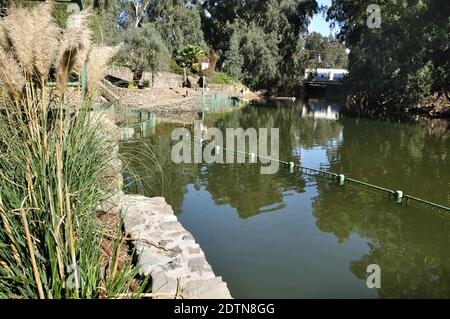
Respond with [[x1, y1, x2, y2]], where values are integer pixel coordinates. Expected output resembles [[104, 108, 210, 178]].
[[211, 72, 238, 85], [0, 1, 141, 299]]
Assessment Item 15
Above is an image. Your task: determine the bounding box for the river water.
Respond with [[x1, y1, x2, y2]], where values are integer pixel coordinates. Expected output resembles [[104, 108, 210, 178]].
[[122, 98, 450, 298]]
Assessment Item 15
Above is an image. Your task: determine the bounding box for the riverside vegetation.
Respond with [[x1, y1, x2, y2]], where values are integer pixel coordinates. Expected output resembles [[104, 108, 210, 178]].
[[37, 0, 446, 116], [0, 0, 448, 300], [1, 1, 445, 115], [0, 2, 146, 298]]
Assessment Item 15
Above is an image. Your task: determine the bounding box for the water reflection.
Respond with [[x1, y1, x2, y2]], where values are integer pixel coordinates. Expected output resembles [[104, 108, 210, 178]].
[[302, 98, 340, 120], [122, 99, 450, 298]]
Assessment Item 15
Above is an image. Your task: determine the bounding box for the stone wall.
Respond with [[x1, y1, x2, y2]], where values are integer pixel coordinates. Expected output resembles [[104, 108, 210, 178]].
[[108, 66, 240, 94], [119, 195, 232, 299], [109, 66, 198, 89]]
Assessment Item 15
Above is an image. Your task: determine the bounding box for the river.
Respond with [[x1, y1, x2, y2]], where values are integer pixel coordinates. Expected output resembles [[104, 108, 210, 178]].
[[121, 98, 450, 298]]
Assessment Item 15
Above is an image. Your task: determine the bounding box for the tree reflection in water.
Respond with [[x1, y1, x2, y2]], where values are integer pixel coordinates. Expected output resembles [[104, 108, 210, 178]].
[[123, 100, 450, 298]]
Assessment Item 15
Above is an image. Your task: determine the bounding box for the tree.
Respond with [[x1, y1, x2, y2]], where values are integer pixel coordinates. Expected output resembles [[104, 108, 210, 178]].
[[90, 0, 124, 45], [148, 1, 206, 53], [119, 0, 151, 28], [238, 22, 280, 89], [222, 30, 244, 80], [305, 32, 348, 69], [118, 23, 169, 83], [328, 0, 450, 109], [175, 44, 205, 74], [201, 0, 319, 93]]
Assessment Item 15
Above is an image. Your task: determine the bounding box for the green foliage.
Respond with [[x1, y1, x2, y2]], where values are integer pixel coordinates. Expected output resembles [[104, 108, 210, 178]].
[[128, 81, 137, 89], [90, 0, 124, 45], [305, 32, 348, 69], [239, 23, 280, 89], [148, 1, 207, 53], [118, 23, 170, 81], [222, 31, 243, 81], [142, 79, 151, 88], [212, 72, 236, 85], [28, 0, 322, 93], [328, 0, 450, 108], [175, 44, 205, 74], [0, 88, 140, 299], [168, 58, 185, 75], [203, 0, 319, 92]]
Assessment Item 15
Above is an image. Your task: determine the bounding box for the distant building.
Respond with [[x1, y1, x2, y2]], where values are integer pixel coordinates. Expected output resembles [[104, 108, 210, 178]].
[[201, 62, 209, 71], [304, 68, 348, 81]]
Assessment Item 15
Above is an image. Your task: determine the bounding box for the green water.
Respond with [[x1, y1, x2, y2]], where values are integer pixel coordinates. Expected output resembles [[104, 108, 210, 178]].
[[122, 99, 450, 298]]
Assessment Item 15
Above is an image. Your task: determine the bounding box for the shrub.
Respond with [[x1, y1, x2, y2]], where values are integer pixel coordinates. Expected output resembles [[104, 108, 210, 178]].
[[169, 58, 185, 75], [0, 2, 141, 299], [141, 79, 151, 88], [175, 44, 205, 74], [118, 23, 169, 83], [212, 72, 236, 85]]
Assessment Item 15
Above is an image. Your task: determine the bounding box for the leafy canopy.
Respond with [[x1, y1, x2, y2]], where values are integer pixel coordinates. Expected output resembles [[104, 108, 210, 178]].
[[118, 23, 169, 76]]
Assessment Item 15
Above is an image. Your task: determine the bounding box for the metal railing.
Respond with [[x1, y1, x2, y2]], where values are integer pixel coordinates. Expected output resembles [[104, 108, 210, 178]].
[[99, 104, 156, 140], [197, 93, 240, 113]]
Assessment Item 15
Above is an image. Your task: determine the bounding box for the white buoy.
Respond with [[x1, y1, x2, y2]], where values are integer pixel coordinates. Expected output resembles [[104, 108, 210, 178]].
[[289, 161, 295, 173], [338, 174, 345, 186], [395, 190, 403, 203]]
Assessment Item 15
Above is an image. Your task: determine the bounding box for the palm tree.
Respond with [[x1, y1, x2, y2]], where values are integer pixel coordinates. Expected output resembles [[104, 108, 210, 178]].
[[175, 44, 205, 75]]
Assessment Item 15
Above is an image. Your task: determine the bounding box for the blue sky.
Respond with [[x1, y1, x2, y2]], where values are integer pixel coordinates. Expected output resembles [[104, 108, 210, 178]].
[[308, 0, 338, 36]]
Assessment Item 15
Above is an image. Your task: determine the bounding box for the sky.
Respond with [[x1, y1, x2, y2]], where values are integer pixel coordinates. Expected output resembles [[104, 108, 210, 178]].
[[308, 0, 338, 36]]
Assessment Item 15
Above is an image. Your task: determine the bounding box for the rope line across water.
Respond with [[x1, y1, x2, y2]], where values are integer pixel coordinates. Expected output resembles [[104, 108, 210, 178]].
[[189, 135, 450, 214]]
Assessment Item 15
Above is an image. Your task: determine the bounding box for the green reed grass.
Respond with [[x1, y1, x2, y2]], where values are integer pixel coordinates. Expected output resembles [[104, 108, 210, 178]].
[[0, 84, 144, 298], [0, 2, 143, 299]]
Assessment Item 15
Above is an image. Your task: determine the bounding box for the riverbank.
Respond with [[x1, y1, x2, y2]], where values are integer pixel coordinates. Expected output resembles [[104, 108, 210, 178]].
[[98, 112, 232, 298], [342, 92, 450, 121], [119, 195, 232, 298], [409, 93, 450, 119]]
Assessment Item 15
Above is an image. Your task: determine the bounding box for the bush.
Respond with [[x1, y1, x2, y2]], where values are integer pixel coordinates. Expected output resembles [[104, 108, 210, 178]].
[[0, 3, 142, 299], [212, 72, 237, 85], [118, 23, 169, 83], [169, 58, 186, 75], [142, 79, 151, 88]]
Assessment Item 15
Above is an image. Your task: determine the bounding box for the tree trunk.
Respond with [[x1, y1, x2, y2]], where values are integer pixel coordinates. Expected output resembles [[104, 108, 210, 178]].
[[132, 68, 143, 84], [151, 70, 155, 88]]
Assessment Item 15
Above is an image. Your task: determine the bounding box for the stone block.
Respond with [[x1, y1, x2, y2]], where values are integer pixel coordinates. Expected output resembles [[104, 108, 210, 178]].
[[152, 272, 178, 299], [181, 277, 232, 299]]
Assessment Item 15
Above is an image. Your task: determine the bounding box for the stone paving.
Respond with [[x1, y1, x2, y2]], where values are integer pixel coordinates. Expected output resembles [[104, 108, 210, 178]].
[[118, 194, 232, 299]]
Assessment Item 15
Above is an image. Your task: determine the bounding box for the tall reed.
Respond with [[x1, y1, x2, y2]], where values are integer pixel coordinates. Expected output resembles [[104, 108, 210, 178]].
[[0, 1, 139, 298]]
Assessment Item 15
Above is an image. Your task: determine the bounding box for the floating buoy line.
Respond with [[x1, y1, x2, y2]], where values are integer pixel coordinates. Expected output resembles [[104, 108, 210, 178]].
[[189, 135, 450, 214]]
